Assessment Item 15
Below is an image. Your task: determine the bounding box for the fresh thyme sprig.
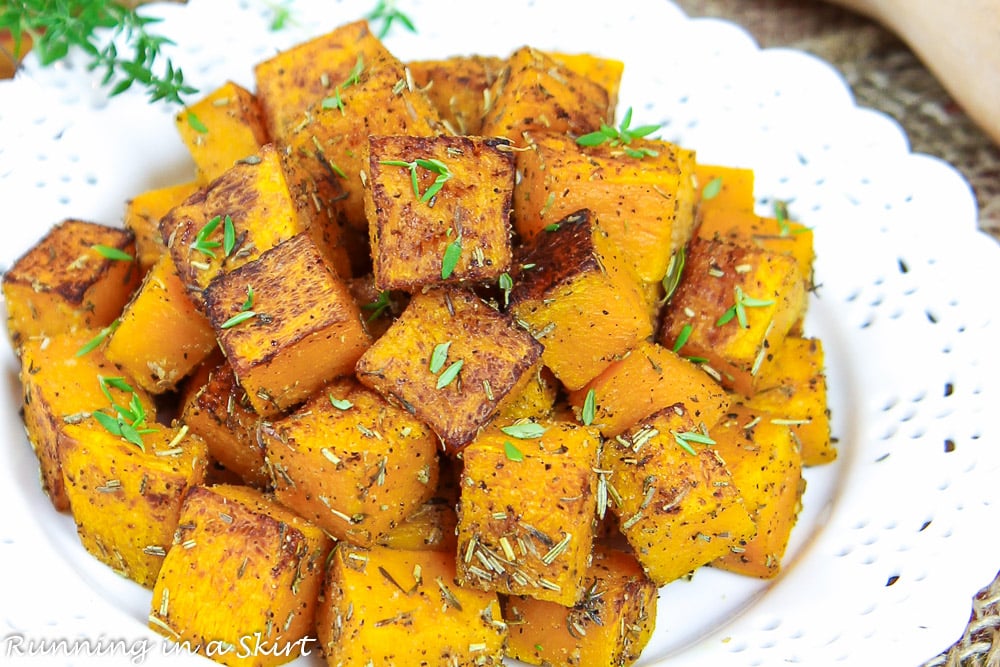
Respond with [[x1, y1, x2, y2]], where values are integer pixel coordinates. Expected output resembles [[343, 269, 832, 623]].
[[93, 375, 157, 450], [716, 286, 774, 329], [380, 158, 452, 203], [365, 0, 416, 40], [575, 107, 661, 158], [0, 0, 197, 104]]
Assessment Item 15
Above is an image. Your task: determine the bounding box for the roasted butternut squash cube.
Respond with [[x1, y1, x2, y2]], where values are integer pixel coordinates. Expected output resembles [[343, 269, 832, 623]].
[[509, 209, 652, 391], [660, 237, 807, 396], [160, 144, 309, 309], [125, 181, 200, 271], [496, 363, 558, 422], [711, 405, 805, 578], [19, 330, 156, 511], [546, 52, 624, 122], [259, 376, 439, 546], [480, 47, 607, 143], [568, 340, 731, 438], [316, 544, 507, 666], [366, 134, 515, 290], [356, 287, 542, 452], [515, 132, 697, 284], [180, 359, 269, 487], [61, 422, 208, 587], [204, 233, 370, 417], [149, 484, 332, 666], [743, 337, 833, 465], [456, 420, 599, 605], [106, 252, 217, 393], [696, 206, 815, 291], [606, 404, 755, 586], [266, 20, 444, 238], [693, 163, 755, 214], [408, 55, 505, 135], [503, 547, 657, 667], [3, 220, 140, 350], [175, 81, 270, 184]]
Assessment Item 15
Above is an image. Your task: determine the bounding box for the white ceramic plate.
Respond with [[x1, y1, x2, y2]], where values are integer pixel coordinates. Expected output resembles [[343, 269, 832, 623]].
[[2, 1, 999, 665]]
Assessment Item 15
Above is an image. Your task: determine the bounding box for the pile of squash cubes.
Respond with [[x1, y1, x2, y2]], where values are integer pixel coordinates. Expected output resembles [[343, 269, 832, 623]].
[[3, 18, 833, 667]]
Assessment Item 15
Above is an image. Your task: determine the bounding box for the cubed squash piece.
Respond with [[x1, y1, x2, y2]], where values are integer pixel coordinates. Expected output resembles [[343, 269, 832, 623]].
[[515, 132, 697, 284], [124, 181, 200, 271], [660, 236, 807, 396], [503, 547, 657, 667], [175, 81, 270, 184], [480, 47, 607, 143], [743, 336, 833, 465], [694, 163, 756, 214], [19, 330, 155, 511], [696, 206, 815, 291], [180, 359, 269, 487], [3, 220, 140, 350], [61, 421, 208, 587], [204, 233, 370, 417], [509, 209, 652, 391], [407, 55, 505, 135], [606, 404, 755, 586], [161, 144, 310, 308], [711, 405, 805, 578], [568, 340, 731, 438], [366, 134, 515, 290], [356, 287, 542, 452], [149, 484, 332, 666], [546, 52, 624, 122], [316, 544, 507, 666], [259, 376, 439, 546], [270, 21, 444, 237], [456, 419, 599, 606], [105, 252, 217, 394]]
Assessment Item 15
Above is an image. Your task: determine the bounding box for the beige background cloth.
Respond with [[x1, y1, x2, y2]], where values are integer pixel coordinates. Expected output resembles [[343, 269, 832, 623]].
[[674, 2, 1000, 664]]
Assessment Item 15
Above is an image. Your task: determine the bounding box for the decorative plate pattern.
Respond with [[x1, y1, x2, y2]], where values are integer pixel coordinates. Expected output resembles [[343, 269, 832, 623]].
[[2, 1, 999, 665]]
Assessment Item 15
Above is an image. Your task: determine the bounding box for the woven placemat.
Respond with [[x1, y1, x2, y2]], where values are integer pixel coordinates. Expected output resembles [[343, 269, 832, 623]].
[[674, 1, 1000, 665]]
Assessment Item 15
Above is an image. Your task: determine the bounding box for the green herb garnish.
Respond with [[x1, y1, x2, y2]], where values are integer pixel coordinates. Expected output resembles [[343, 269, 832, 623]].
[[498, 272, 513, 308], [380, 157, 452, 203], [186, 111, 208, 134], [701, 177, 723, 201], [0, 0, 197, 105], [504, 440, 524, 462], [94, 375, 157, 450], [672, 323, 693, 353], [440, 237, 462, 279], [575, 107, 661, 158], [76, 319, 120, 357], [671, 429, 716, 456], [220, 286, 257, 329], [435, 359, 463, 390], [365, 0, 417, 39], [660, 246, 686, 304], [581, 388, 596, 426], [191, 215, 223, 259], [429, 341, 451, 374], [500, 422, 547, 439], [222, 215, 236, 257], [715, 286, 774, 329], [321, 55, 365, 115], [329, 395, 354, 410], [362, 290, 391, 322], [92, 244, 133, 262]]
